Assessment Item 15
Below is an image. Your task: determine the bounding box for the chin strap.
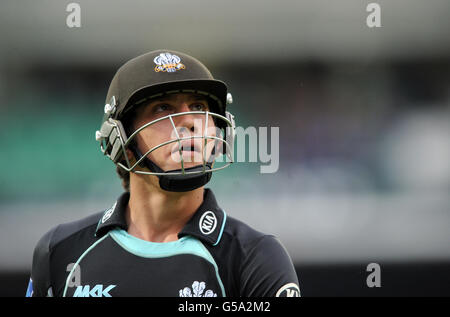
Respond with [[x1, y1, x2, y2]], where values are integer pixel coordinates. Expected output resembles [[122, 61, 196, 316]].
[[129, 145, 213, 192]]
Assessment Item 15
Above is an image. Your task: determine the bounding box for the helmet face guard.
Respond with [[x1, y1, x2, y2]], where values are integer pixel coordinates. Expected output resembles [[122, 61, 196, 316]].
[[96, 98, 235, 191]]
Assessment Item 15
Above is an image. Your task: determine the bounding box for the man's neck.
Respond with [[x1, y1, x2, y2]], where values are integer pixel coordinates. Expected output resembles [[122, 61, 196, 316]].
[[126, 175, 204, 243]]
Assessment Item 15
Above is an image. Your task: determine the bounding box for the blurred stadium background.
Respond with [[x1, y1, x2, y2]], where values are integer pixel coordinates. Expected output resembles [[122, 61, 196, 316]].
[[0, 0, 449, 296]]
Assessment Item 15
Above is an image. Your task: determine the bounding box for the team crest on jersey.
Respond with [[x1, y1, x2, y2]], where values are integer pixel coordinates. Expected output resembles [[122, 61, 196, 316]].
[[179, 281, 217, 297], [154, 52, 185, 73]]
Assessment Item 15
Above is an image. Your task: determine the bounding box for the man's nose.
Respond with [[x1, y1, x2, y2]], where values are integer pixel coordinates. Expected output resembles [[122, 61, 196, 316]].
[[174, 105, 202, 134], [178, 104, 191, 113]]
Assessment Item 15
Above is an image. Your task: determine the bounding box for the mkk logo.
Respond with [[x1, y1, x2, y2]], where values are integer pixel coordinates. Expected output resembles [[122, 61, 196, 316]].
[[199, 211, 217, 235], [73, 284, 116, 297]]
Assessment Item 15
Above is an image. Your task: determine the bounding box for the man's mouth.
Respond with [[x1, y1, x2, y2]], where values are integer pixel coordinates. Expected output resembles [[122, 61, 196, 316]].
[[171, 140, 201, 154]]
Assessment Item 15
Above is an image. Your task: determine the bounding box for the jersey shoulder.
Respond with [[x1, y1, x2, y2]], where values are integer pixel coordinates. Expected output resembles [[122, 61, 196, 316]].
[[222, 215, 275, 249], [221, 215, 295, 267], [35, 212, 102, 253], [217, 215, 300, 297], [31, 212, 103, 296]]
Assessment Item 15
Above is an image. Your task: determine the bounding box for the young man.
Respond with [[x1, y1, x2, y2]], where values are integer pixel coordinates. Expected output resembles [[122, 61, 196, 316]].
[[26, 50, 300, 297]]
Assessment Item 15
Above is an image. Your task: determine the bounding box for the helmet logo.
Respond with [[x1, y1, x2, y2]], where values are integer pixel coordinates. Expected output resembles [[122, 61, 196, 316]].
[[153, 52, 185, 73]]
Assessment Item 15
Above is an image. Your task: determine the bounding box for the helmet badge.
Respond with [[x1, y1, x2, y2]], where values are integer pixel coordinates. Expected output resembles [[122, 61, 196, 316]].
[[153, 52, 185, 73]]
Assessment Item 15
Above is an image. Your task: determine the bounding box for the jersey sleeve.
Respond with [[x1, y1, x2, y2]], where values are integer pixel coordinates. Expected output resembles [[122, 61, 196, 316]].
[[27, 227, 56, 297], [239, 235, 300, 297]]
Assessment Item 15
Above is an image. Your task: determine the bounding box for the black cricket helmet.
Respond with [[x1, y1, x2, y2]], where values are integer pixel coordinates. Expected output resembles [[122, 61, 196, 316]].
[[95, 50, 235, 192]]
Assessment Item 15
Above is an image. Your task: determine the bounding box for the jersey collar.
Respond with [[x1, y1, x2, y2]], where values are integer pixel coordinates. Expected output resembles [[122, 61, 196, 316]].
[[95, 188, 227, 246], [178, 188, 227, 246], [95, 191, 129, 238]]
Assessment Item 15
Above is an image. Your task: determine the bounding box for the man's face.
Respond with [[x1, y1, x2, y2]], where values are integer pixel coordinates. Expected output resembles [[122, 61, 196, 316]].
[[130, 93, 220, 172]]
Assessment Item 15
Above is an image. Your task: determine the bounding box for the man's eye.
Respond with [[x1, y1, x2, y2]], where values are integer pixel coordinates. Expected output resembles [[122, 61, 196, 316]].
[[154, 104, 171, 113], [191, 103, 207, 111]]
